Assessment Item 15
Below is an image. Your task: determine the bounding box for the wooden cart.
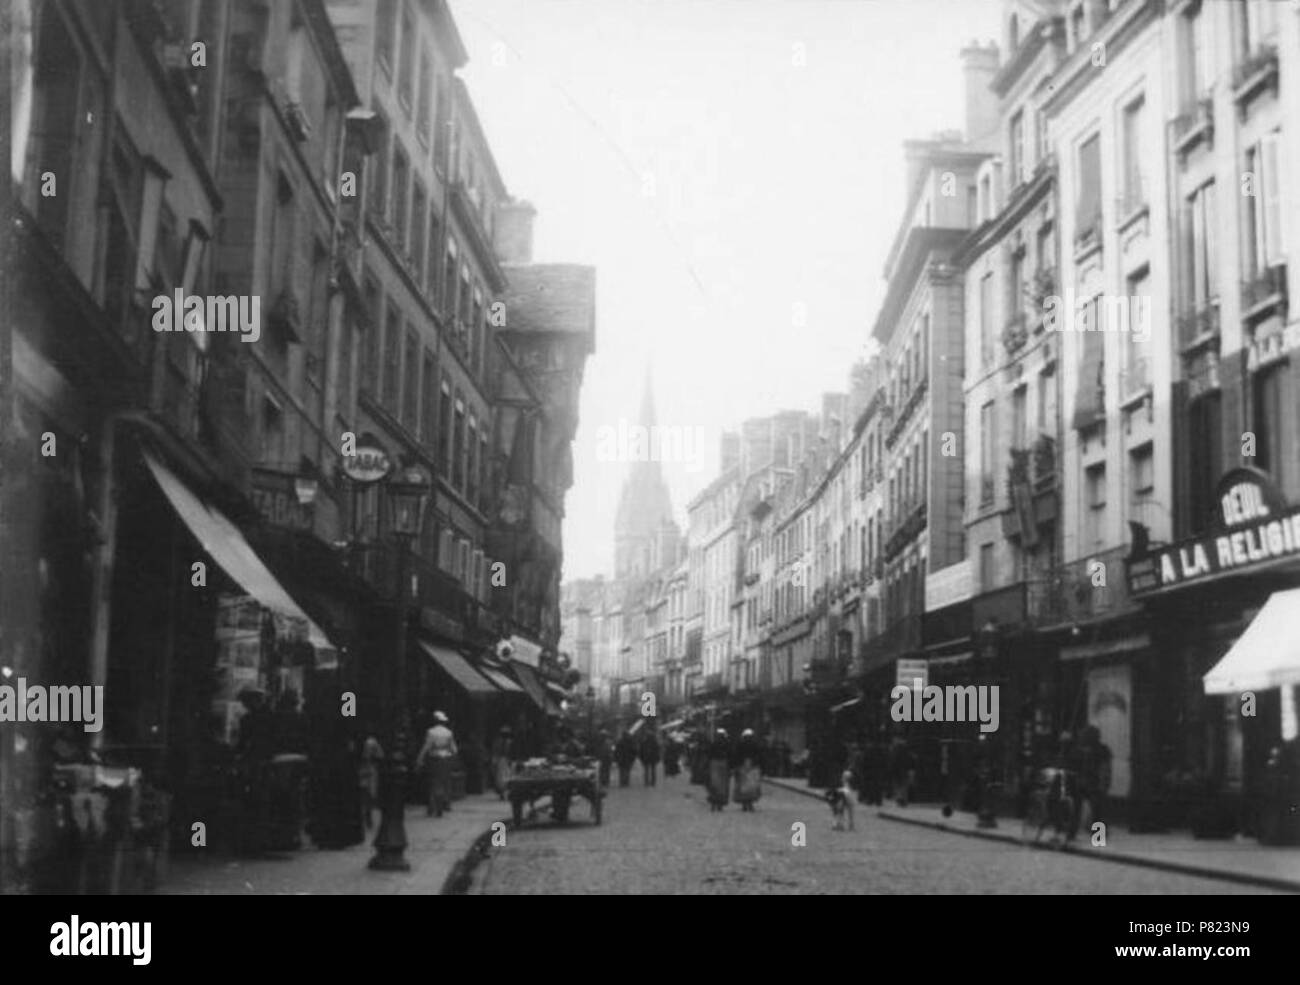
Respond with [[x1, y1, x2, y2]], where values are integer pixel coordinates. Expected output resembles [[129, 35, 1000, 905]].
[[506, 760, 603, 827]]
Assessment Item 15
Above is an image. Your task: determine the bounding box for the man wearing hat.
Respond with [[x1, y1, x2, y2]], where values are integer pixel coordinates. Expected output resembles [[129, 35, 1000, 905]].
[[416, 711, 458, 817]]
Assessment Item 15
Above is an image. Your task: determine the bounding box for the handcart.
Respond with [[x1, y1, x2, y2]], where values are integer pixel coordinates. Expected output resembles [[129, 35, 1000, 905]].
[[505, 757, 603, 827]]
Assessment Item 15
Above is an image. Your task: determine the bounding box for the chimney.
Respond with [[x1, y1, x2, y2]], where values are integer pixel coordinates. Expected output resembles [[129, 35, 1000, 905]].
[[493, 198, 536, 264], [960, 40, 1001, 149]]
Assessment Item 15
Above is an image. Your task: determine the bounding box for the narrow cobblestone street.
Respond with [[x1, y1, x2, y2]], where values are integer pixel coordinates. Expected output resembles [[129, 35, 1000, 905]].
[[471, 777, 1280, 895]]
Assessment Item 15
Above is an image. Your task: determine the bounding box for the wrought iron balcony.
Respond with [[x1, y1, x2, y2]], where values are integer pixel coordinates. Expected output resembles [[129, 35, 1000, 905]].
[[1173, 97, 1214, 155], [1025, 545, 1137, 627], [1232, 44, 1279, 104], [1241, 263, 1288, 323], [1176, 299, 1220, 349]]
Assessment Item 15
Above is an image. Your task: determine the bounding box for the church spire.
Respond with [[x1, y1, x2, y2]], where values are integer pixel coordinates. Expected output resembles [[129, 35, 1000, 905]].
[[613, 358, 680, 580]]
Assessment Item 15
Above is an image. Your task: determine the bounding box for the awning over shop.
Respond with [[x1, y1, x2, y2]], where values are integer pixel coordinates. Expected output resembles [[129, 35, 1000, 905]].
[[420, 641, 497, 697], [478, 664, 524, 694], [1204, 591, 1300, 694], [144, 452, 337, 663], [928, 651, 974, 667], [508, 635, 543, 667], [831, 696, 862, 714], [511, 662, 549, 712], [545, 681, 568, 702], [1061, 634, 1150, 662]]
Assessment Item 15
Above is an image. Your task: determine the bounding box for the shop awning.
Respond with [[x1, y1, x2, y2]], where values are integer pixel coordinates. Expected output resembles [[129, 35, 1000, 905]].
[[477, 664, 524, 694], [144, 453, 336, 660], [831, 696, 862, 714], [508, 635, 543, 667], [928, 651, 974, 667], [545, 681, 568, 702], [511, 662, 549, 712], [420, 641, 497, 696], [1204, 591, 1300, 694], [1061, 634, 1150, 662]]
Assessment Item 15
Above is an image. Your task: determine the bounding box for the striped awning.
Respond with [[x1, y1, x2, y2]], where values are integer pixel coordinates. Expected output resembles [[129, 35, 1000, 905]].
[[478, 664, 524, 694], [420, 642, 496, 696], [511, 662, 549, 712]]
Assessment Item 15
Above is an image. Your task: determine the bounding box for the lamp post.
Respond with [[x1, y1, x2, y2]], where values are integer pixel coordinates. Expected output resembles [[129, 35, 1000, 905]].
[[586, 685, 596, 744], [369, 463, 432, 872]]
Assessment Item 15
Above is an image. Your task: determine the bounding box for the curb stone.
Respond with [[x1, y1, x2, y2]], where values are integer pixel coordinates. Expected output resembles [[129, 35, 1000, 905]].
[[440, 797, 552, 895], [764, 775, 1300, 893], [877, 809, 1300, 894]]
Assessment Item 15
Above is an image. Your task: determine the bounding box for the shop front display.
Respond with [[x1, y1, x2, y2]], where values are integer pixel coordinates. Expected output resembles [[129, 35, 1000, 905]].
[[1128, 467, 1300, 842]]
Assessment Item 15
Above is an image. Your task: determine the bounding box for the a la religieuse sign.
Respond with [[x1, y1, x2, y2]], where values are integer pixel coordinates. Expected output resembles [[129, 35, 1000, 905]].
[[1127, 468, 1300, 595]]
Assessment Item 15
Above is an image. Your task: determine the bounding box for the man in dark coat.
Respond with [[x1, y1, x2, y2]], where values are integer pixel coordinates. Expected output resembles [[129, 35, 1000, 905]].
[[639, 730, 661, 786], [663, 736, 681, 777], [614, 730, 637, 787], [594, 731, 613, 788]]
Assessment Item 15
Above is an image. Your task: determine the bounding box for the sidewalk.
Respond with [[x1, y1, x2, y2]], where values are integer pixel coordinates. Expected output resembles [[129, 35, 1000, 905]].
[[160, 793, 511, 895], [763, 775, 1300, 893]]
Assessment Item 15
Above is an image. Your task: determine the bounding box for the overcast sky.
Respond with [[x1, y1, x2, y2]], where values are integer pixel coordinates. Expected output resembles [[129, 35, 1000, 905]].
[[451, 0, 1003, 580]]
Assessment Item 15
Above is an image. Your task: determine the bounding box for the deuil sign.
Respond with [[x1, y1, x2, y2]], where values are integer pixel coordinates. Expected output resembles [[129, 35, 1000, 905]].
[[1127, 467, 1297, 595]]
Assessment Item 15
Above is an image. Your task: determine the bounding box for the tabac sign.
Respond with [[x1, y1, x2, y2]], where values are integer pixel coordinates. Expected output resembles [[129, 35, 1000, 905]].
[[1128, 468, 1299, 595], [341, 433, 392, 484]]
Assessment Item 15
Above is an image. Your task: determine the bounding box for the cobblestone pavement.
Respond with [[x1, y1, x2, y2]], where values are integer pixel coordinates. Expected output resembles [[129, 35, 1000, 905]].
[[471, 775, 1282, 895]]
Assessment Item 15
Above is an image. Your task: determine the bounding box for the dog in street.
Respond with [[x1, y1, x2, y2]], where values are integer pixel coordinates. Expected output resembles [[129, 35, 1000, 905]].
[[824, 770, 855, 831]]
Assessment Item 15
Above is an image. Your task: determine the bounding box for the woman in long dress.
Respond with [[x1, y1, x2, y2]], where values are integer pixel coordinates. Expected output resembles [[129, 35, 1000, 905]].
[[706, 729, 732, 811], [733, 729, 763, 812], [490, 727, 515, 800]]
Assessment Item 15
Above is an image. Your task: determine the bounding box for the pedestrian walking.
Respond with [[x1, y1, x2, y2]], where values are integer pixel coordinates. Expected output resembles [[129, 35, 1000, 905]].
[[733, 729, 763, 811], [663, 736, 681, 778], [614, 729, 637, 787], [594, 730, 613, 788], [416, 711, 458, 817], [358, 732, 384, 831], [639, 729, 661, 786], [489, 726, 515, 801], [234, 689, 275, 856], [1073, 725, 1112, 830], [706, 729, 732, 811]]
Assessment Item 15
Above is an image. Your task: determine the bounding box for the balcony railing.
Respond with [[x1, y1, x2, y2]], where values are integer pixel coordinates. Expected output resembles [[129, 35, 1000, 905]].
[[1120, 356, 1151, 398], [1241, 263, 1288, 322], [1116, 173, 1148, 224], [1232, 44, 1279, 104], [1173, 97, 1214, 154], [1176, 299, 1220, 348], [1025, 545, 1137, 627]]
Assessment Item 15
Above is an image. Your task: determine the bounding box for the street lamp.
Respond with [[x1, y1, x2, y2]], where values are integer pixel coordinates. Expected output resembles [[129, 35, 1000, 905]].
[[369, 462, 432, 873]]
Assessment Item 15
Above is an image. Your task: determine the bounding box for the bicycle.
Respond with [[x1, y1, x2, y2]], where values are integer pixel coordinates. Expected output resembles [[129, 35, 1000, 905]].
[[1021, 767, 1079, 847]]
